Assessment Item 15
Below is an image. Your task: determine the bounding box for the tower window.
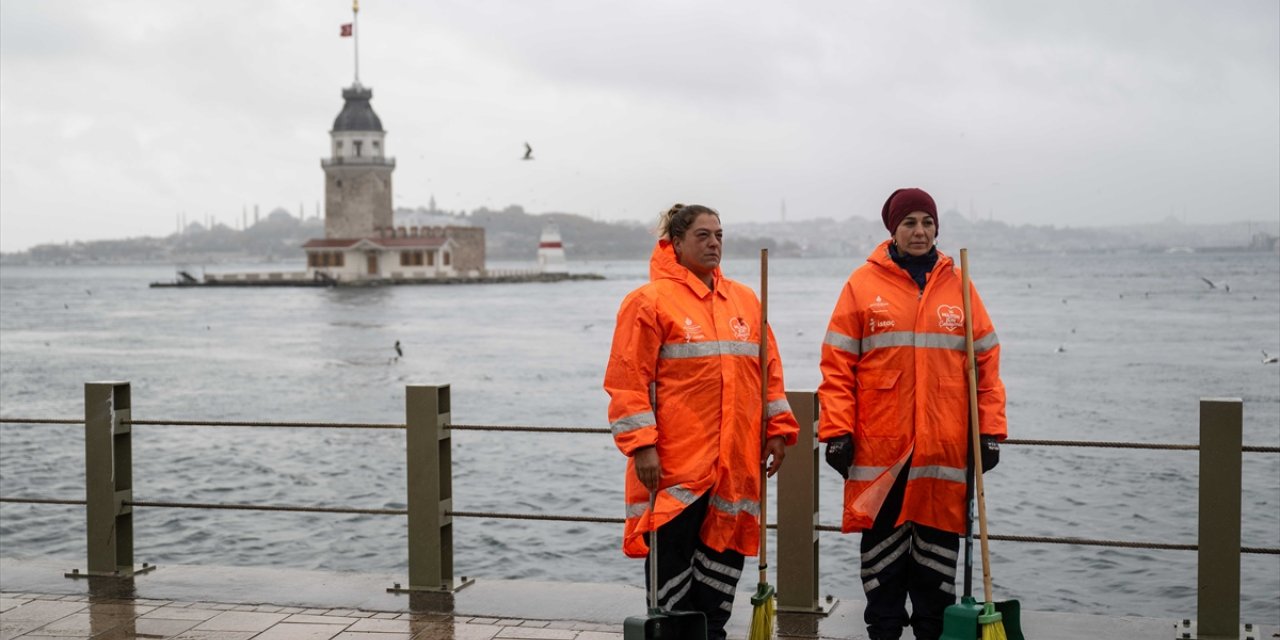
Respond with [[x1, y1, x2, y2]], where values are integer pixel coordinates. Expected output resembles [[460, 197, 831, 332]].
[[354, 140, 363, 157]]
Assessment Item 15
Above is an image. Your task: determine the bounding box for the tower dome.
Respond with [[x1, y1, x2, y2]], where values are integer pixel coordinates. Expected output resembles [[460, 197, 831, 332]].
[[332, 85, 384, 132]]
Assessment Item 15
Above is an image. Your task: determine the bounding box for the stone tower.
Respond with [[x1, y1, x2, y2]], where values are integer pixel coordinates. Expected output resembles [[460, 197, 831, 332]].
[[321, 84, 395, 238]]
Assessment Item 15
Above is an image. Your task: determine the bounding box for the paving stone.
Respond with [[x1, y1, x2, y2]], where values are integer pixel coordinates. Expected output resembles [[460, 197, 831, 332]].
[[494, 627, 577, 639], [0, 599, 31, 614], [407, 621, 501, 640], [0, 600, 87, 622], [281, 615, 357, 626], [346, 618, 416, 634], [192, 611, 289, 632], [253, 622, 344, 640], [331, 633, 412, 640], [169, 631, 256, 640], [1, 620, 47, 640], [140, 608, 224, 622], [574, 632, 625, 640]]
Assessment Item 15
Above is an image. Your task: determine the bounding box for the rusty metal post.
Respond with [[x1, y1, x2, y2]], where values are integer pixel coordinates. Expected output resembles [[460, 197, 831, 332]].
[[1197, 397, 1242, 639], [776, 390, 832, 614], [392, 384, 471, 593], [71, 382, 151, 579]]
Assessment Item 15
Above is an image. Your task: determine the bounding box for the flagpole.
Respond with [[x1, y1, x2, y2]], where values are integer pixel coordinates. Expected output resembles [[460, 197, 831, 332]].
[[353, 0, 360, 85]]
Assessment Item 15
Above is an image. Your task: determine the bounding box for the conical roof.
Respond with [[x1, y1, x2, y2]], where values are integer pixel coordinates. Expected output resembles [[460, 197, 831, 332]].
[[332, 84, 384, 132]]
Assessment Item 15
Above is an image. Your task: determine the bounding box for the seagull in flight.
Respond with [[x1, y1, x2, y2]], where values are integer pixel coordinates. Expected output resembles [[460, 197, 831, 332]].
[[394, 340, 403, 358], [1200, 277, 1217, 289], [523, 142, 534, 161], [1263, 351, 1278, 364]]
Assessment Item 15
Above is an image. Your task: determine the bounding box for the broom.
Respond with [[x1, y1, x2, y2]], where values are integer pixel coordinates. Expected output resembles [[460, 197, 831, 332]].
[[748, 248, 775, 640], [961, 248, 1007, 640]]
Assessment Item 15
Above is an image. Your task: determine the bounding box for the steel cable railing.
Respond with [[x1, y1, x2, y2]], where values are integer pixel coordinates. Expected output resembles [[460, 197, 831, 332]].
[[3, 411, 1279, 558], [4, 418, 1279, 452]]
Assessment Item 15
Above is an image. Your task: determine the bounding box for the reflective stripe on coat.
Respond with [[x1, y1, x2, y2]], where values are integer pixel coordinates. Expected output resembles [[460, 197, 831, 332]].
[[605, 239, 800, 558], [817, 240, 1007, 535]]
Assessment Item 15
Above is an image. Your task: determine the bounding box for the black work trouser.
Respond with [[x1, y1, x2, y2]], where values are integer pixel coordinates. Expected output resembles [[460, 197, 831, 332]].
[[860, 465, 961, 640], [644, 492, 746, 640]]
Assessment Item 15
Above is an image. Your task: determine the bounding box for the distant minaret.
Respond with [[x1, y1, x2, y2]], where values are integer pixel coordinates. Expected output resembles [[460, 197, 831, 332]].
[[537, 224, 569, 274], [321, 0, 394, 239]]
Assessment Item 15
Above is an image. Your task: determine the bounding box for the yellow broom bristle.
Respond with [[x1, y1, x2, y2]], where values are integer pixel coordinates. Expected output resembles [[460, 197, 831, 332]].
[[748, 595, 774, 640], [981, 619, 1007, 640]]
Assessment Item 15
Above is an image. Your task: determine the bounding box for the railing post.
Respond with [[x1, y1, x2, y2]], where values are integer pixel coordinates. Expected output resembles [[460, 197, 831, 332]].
[[1197, 397, 1242, 639], [393, 384, 471, 593], [776, 390, 832, 614], [72, 381, 150, 578]]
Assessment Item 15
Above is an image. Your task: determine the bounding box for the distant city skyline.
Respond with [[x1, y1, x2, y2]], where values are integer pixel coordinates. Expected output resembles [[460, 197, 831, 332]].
[[1, 1, 1277, 252]]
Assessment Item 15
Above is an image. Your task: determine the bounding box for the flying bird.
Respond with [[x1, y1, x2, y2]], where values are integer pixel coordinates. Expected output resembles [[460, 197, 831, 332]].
[[522, 142, 534, 161], [1200, 277, 1217, 289], [1263, 351, 1278, 365], [394, 340, 403, 358]]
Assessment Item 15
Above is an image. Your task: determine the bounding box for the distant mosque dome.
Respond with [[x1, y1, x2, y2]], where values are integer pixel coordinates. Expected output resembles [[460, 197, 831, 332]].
[[332, 84, 384, 132]]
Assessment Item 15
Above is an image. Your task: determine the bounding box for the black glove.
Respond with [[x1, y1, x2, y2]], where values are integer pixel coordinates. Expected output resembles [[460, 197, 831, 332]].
[[824, 434, 854, 479], [980, 435, 1000, 472]]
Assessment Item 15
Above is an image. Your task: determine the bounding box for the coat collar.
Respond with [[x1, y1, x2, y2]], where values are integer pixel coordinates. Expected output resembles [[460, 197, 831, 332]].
[[867, 239, 953, 278]]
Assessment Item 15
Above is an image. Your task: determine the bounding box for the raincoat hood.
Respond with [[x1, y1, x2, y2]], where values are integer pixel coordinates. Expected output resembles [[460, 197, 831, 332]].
[[649, 239, 724, 290]]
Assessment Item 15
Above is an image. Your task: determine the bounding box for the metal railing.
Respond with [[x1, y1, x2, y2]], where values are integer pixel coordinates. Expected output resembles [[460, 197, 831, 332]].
[[1, 383, 1277, 633]]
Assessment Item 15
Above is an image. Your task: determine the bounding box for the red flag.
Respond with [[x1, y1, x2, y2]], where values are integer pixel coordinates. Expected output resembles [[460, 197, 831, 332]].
[[340, 23, 353, 37]]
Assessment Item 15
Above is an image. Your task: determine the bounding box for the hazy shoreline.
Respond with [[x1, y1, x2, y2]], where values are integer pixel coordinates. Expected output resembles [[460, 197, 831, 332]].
[[2, 204, 1277, 266]]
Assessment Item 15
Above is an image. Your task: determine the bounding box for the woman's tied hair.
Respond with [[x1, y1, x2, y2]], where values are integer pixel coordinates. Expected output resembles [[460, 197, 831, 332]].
[[658, 203, 719, 240]]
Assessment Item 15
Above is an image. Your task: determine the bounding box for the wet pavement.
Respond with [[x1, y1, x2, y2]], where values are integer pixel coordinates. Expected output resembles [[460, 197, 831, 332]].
[[2, 558, 1269, 639]]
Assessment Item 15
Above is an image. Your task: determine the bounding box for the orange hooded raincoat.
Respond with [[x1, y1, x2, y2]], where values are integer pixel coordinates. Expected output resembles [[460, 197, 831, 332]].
[[605, 240, 800, 558], [818, 240, 1007, 535]]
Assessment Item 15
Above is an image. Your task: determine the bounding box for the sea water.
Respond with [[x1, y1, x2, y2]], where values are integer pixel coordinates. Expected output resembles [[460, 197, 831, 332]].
[[1, 250, 1277, 623]]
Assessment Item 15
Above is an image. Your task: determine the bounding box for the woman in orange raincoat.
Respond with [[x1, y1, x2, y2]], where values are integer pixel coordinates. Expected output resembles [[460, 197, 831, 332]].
[[605, 203, 799, 639], [818, 188, 1007, 640]]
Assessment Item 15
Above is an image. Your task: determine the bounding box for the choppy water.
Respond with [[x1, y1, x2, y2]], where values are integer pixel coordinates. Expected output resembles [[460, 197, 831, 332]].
[[1, 249, 1278, 623]]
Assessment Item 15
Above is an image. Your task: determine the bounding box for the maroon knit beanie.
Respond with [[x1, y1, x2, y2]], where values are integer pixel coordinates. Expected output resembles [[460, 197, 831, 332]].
[[881, 188, 938, 235]]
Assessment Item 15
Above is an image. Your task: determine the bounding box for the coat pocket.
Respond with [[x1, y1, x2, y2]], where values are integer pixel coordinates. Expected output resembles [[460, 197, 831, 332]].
[[855, 369, 901, 438], [938, 374, 968, 399]]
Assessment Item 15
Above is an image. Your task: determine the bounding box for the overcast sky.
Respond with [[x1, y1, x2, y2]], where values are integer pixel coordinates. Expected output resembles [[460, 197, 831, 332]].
[[1, 1, 1277, 252]]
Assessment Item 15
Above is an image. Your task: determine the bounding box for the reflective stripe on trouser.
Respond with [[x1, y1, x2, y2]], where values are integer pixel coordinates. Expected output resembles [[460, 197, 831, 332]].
[[859, 464, 960, 640], [644, 492, 745, 640]]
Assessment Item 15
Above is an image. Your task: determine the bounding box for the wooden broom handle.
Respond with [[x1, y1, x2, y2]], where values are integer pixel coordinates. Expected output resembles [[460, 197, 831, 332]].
[[758, 248, 769, 583], [961, 248, 995, 604]]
